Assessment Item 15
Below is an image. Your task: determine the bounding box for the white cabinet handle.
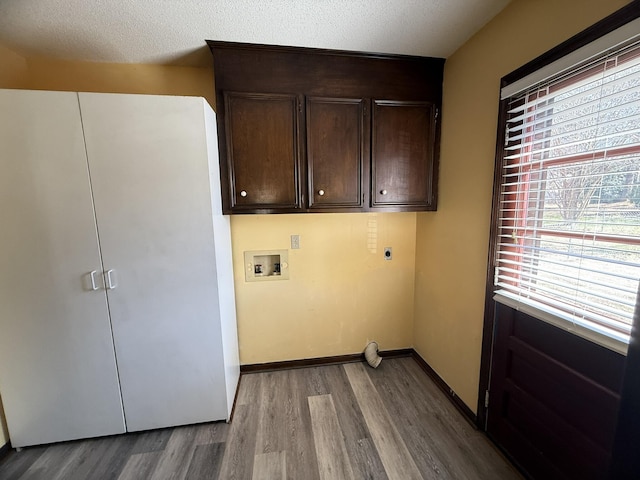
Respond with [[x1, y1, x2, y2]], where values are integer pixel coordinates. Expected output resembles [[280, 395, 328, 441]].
[[318, 189, 325, 196], [89, 270, 99, 291], [380, 189, 388, 195], [240, 190, 247, 197], [105, 269, 117, 290]]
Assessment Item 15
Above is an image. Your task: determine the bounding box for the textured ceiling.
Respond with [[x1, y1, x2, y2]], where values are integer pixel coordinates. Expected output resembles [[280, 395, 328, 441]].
[[0, 0, 511, 66]]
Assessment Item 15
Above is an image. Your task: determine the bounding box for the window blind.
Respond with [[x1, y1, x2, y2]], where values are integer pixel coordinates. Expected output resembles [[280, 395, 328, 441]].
[[495, 38, 640, 343]]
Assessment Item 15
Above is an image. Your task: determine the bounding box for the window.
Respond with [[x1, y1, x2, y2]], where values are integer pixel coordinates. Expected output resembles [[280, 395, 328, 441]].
[[494, 27, 640, 348]]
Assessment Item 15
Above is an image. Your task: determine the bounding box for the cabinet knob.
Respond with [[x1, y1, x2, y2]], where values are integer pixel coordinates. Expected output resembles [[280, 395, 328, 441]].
[[240, 190, 247, 197], [380, 189, 388, 195], [318, 189, 325, 196]]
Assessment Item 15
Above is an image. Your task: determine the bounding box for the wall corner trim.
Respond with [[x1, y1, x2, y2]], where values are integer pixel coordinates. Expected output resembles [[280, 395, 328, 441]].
[[410, 350, 478, 427]]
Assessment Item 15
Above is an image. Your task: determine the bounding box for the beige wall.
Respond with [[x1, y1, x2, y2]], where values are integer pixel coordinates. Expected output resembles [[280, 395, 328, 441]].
[[0, 45, 28, 89], [0, 46, 214, 106], [232, 213, 416, 364], [413, 0, 631, 413]]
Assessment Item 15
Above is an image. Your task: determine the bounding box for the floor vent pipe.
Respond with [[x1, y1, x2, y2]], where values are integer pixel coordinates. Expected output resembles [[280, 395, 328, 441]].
[[364, 341, 382, 368]]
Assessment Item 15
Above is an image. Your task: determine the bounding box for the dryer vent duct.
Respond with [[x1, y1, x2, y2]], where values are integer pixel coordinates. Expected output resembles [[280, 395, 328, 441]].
[[364, 341, 382, 368]]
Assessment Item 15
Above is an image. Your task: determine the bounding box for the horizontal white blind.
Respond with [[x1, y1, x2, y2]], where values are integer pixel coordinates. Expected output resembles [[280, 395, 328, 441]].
[[495, 39, 640, 342]]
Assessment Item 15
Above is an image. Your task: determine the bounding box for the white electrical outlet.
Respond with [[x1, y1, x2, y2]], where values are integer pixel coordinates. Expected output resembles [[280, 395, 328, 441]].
[[291, 234, 300, 249], [384, 247, 392, 260]]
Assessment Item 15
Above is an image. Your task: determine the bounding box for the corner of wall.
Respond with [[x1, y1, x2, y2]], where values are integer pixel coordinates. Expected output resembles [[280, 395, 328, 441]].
[[0, 44, 28, 89]]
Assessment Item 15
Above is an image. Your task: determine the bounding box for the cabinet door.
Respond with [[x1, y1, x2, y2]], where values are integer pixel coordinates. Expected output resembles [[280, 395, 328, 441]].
[[0, 90, 125, 447], [307, 97, 367, 209], [371, 100, 437, 209], [78, 93, 228, 432], [224, 92, 302, 211]]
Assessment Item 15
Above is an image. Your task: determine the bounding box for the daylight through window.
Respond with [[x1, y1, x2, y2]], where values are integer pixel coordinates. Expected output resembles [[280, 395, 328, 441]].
[[494, 38, 640, 344]]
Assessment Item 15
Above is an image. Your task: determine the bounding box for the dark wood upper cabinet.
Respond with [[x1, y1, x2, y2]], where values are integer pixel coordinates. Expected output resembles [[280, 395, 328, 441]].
[[225, 92, 302, 211], [207, 41, 444, 214], [306, 97, 367, 210], [371, 100, 437, 208]]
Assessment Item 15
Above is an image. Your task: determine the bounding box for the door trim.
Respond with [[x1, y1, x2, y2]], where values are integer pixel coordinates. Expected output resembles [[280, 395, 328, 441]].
[[477, 0, 640, 431]]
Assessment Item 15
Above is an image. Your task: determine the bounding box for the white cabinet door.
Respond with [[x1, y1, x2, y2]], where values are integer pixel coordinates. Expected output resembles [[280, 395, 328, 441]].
[[79, 93, 228, 431], [0, 90, 126, 447]]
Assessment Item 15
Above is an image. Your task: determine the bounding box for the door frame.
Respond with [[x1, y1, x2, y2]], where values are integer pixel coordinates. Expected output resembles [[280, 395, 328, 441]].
[[476, 1, 640, 431]]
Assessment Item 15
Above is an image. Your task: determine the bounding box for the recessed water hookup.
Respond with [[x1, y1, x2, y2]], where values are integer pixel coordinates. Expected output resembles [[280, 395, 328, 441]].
[[244, 249, 289, 282]]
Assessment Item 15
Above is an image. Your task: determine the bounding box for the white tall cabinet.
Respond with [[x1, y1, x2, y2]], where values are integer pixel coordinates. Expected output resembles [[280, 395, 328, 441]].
[[0, 89, 240, 448]]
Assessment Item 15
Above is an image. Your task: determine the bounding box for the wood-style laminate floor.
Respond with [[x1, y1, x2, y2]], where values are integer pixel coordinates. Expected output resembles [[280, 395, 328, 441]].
[[0, 357, 522, 480]]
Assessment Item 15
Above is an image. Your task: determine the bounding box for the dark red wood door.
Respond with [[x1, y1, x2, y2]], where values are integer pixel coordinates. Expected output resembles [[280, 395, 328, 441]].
[[487, 302, 624, 480]]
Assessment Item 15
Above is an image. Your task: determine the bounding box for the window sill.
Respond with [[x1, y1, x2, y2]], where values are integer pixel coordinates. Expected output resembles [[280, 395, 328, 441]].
[[494, 290, 629, 356]]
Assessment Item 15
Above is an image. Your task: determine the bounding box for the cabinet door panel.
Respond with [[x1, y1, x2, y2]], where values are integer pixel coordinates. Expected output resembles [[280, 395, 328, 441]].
[[79, 93, 227, 432], [225, 92, 301, 210], [307, 97, 366, 209], [0, 90, 125, 447], [372, 101, 437, 208]]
